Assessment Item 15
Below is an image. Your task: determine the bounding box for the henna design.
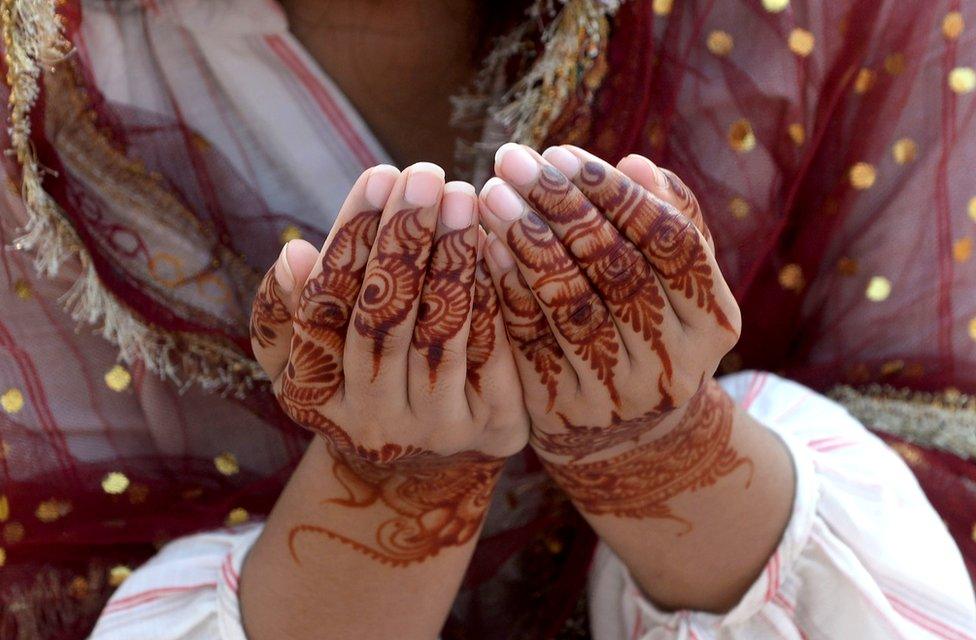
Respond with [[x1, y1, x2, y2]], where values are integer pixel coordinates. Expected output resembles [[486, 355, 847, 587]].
[[498, 269, 564, 410], [466, 262, 497, 393], [579, 161, 734, 332], [659, 168, 713, 246], [506, 212, 620, 403], [543, 381, 752, 533], [355, 208, 435, 377], [250, 269, 291, 350], [412, 228, 477, 384]]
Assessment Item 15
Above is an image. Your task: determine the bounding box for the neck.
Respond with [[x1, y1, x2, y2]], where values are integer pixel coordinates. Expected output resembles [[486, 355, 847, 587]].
[[281, 0, 484, 171]]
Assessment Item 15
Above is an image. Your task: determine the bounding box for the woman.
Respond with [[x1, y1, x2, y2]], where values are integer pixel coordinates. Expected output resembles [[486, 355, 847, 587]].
[[0, 0, 974, 638]]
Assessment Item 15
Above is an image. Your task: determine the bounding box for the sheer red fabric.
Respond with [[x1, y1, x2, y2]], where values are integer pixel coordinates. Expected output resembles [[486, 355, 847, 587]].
[[0, 1, 973, 638]]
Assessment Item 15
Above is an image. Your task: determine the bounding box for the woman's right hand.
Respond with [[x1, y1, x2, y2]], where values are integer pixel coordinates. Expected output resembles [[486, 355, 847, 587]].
[[248, 162, 529, 566]]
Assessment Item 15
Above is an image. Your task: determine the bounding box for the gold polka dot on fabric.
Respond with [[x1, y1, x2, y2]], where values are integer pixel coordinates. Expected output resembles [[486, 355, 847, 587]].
[[104, 365, 132, 392], [854, 68, 876, 94], [968, 317, 976, 342], [3, 522, 25, 544], [954, 237, 973, 263], [778, 264, 805, 291], [849, 162, 877, 189], [884, 53, 906, 76], [652, 0, 673, 16], [280, 225, 302, 244], [707, 30, 734, 57], [68, 576, 90, 600], [14, 279, 31, 300], [728, 197, 751, 219], [109, 565, 132, 587], [837, 257, 859, 276], [969, 196, 976, 222], [214, 452, 240, 476], [226, 507, 249, 527], [880, 360, 904, 377], [102, 472, 130, 495], [788, 28, 815, 56], [35, 498, 72, 523], [949, 67, 976, 94], [0, 495, 8, 522], [728, 119, 756, 152], [762, 0, 790, 12], [891, 138, 917, 164], [0, 547, 5, 567], [942, 12, 964, 40], [788, 123, 805, 146], [865, 276, 892, 302], [1, 388, 24, 415]]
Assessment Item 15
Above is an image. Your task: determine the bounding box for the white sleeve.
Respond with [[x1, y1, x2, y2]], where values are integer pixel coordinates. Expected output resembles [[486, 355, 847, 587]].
[[88, 524, 259, 639], [588, 371, 976, 640]]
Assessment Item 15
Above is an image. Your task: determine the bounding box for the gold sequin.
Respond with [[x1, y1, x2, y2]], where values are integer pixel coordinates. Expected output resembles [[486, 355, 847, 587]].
[[788, 28, 815, 56], [36, 498, 71, 523], [104, 365, 131, 392], [707, 30, 734, 57], [969, 317, 976, 342], [728, 197, 751, 219], [102, 472, 130, 495], [226, 507, 249, 526], [214, 452, 240, 476], [4, 522, 25, 544], [652, 0, 673, 16], [865, 276, 892, 302], [884, 53, 906, 76], [1, 388, 24, 414], [728, 119, 756, 152], [943, 12, 964, 40], [13, 279, 31, 300], [68, 576, 90, 600], [849, 162, 876, 189], [0, 547, 5, 567], [762, 0, 790, 12], [778, 264, 804, 291], [0, 495, 8, 522], [109, 565, 132, 587], [648, 122, 665, 149], [788, 123, 805, 146], [280, 225, 302, 244], [880, 359, 905, 377], [949, 67, 976, 94], [892, 138, 917, 164], [854, 68, 876, 94], [837, 257, 859, 276], [954, 237, 973, 263]]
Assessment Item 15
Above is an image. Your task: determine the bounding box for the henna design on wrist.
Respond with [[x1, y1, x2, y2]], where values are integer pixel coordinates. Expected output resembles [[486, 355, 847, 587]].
[[250, 270, 292, 349], [507, 212, 620, 403], [354, 208, 435, 377], [466, 262, 498, 393], [579, 162, 734, 332], [543, 381, 752, 533], [412, 228, 477, 384]]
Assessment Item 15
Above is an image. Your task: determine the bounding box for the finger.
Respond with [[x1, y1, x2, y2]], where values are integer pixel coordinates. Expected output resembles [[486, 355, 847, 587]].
[[346, 162, 443, 393], [409, 181, 478, 407], [250, 238, 320, 383], [478, 178, 623, 405], [555, 145, 737, 333], [483, 232, 573, 413], [284, 166, 398, 407], [616, 154, 715, 252], [496, 143, 678, 382]]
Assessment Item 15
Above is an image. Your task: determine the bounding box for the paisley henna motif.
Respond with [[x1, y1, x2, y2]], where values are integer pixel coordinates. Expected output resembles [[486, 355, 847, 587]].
[[543, 381, 752, 532], [507, 212, 620, 403], [466, 262, 498, 393], [250, 269, 291, 350], [412, 228, 477, 384], [355, 208, 435, 377]]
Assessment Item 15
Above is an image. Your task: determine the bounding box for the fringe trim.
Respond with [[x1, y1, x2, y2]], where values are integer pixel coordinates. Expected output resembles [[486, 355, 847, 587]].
[[830, 384, 976, 461], [1, 0, 263, 395]]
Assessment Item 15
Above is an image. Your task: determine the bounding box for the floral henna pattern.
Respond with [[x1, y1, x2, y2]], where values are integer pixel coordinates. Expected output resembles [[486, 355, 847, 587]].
[[506, 211, 620, 403], [466, 262, 498, 393], [355, 208, 435, 377], [413, 228, 477, 384], [250, 269, 291, 350], [498, 269, 564, 410], [543, 381, 752, 533], [579, 161, 734, 333]]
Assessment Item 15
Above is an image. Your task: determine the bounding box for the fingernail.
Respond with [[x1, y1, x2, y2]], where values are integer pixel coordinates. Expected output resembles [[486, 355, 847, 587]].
[[274, 242, 294, 294], [404, 162, 445, 207], [495, 143, 540, 186], [482, 177, 524, 221], [365, 165, 399, 209], [543, 146, 581, 178], [441, 181, 476, 229], [487, 234, 515, 270]]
